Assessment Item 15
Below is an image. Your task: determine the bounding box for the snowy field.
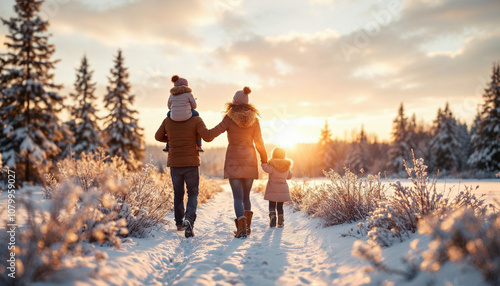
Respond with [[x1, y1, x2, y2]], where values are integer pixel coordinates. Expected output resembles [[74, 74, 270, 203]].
[[1, 180, 497, 285]]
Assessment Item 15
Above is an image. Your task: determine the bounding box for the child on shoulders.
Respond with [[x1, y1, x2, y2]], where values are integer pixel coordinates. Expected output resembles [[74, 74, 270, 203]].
[[163, 75, 203, 152]]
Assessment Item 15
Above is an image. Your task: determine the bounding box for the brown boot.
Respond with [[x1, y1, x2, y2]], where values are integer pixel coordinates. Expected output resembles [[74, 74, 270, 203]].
[[269, 211, 277, 228], [278, 214, 284, 228], [234, 216, 247, 238], [244, 210, 253, 235]]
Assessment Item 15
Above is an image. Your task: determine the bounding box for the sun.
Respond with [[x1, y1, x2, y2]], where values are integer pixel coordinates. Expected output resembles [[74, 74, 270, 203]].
[[271, 127, 304, 148]]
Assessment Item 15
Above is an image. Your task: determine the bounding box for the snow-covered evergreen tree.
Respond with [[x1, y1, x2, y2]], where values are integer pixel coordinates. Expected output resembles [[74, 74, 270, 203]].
[[67, 55, 102, 157], [468, 62, 500, 173], [457, 121, 470, 171], [428, 103, 461, 172], [318, 121, 336, 170], [102, 50, 144, 169], [345, 126, 370, 173], [0, 0, 69, 181], [387, 103, 411, 174]]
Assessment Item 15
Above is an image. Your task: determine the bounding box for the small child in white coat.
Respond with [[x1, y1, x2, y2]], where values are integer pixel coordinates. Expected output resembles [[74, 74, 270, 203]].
[[261, 147, 293, 228], [163, 75, 203, 152]]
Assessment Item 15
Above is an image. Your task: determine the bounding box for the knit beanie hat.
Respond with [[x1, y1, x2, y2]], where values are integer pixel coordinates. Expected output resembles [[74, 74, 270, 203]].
[[171, 75, 188, 87], [272, 147, 286, 160], [233, 86, 251, 104]]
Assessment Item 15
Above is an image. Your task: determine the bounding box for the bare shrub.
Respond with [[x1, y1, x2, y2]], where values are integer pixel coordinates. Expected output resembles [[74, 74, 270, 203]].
[[198, 175, 223, 205], [0, 149, 224, 284], [354, 207, 500, 284], [354, 154, 486, 247], [44, 151, 174, 238], [352, 239, 421, 280], [0, 184, 124, 284], [285, 169, 387, 225], [352, 154, 496, 284], [252, 180, 266, 195], [289, 181, 310, 211], [418, 208, 500, 285], [44, 149, 224, 238]]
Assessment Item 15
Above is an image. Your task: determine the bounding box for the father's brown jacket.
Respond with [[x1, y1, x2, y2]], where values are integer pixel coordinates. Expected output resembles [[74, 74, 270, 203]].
[[155, 117, 219, 167]]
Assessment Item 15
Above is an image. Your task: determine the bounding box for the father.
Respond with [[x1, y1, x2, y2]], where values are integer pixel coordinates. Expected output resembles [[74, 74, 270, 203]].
[[155, 113, 219, 238]]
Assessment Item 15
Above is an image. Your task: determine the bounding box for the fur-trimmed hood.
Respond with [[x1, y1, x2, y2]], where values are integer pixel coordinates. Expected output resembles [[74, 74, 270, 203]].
[[170, 85, 192, 96], [269, 158, 293, 173], [225, 102, 259, 128]]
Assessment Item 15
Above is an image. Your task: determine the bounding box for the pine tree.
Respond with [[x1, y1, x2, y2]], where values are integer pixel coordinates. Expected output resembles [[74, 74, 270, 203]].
[[469, 62, 500, 173], [68, 55, 102, 157], [428, 103, 461, 172], [0, 0, 69, 181], [345, 126, 370, 173], [102, 49, 144, 168], [457, 121, 470, 171], [468, 111, 481, 165], [387, 103, 411, 174], [318, 120, 336, 170]]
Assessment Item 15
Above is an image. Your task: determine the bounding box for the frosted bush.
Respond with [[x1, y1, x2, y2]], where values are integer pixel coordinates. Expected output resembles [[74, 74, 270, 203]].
[[0, 183, 123, 284], [418, 208, 500, 284], [286, 168, 387, 225], [44, 149, 222, 237], [354, 154, 486, 247], [289, 181, 310, 211], [352, 154, 496, 284], [0, 149, 223, 284], [356, 206, 500, 284], [45, 151, 174, 237], [198, 175, 224, 205], [352, 240, 420, 280]]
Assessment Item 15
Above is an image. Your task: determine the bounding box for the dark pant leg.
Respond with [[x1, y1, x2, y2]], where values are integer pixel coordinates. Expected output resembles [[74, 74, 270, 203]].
[[276, 202, 284, 215], [191, 110, 199, 117], [184, 167, 200, 223], [167, 110, 171, 117], [241, 178, 254, 211], [229, 178, 244, 218], [170, 167, 185, 226], [269, 201, 277, 212]]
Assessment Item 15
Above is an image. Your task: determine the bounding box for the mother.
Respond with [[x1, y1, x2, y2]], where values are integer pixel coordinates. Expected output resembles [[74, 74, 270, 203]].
[[210, 86, 267, 238]]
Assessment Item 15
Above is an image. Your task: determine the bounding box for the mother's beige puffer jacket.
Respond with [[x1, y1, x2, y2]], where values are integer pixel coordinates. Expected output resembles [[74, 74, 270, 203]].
[[210, 103, 268, 179]]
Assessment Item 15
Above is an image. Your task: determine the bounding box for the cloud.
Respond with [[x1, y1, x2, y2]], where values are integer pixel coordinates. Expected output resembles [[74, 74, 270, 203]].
[[202, 0, 500, 127], [2, 0, 499, 143], [49, 0, 209, 47]]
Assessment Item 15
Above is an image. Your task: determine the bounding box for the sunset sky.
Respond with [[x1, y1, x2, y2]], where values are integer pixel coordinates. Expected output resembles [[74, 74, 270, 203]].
[[1, 0, 499, 148]]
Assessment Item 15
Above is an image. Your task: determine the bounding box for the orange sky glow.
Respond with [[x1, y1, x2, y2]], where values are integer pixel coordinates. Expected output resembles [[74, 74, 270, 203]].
[[1, 0, 499, 148]]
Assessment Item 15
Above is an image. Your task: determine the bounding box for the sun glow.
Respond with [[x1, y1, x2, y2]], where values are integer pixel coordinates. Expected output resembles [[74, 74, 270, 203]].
[[270, 127, 305, 148]]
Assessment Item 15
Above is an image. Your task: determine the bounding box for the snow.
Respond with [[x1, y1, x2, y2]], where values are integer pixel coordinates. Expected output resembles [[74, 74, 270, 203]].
[[0, 183, 487, 285]]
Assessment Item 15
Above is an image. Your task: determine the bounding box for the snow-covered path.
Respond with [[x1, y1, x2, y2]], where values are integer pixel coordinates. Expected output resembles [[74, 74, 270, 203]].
[[77, 184, 367, 286], [152, 185, 338, 286], [41, 184, 486, 286]]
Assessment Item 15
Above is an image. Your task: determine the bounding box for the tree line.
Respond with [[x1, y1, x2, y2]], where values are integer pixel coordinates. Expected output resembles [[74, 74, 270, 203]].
[[313, 63, 500, 178], [0, 0, 144, 182]]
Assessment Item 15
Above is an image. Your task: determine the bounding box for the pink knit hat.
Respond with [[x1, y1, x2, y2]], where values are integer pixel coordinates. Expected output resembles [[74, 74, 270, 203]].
[[233, 86, 251, 104], [171, 75, 188, 87]]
